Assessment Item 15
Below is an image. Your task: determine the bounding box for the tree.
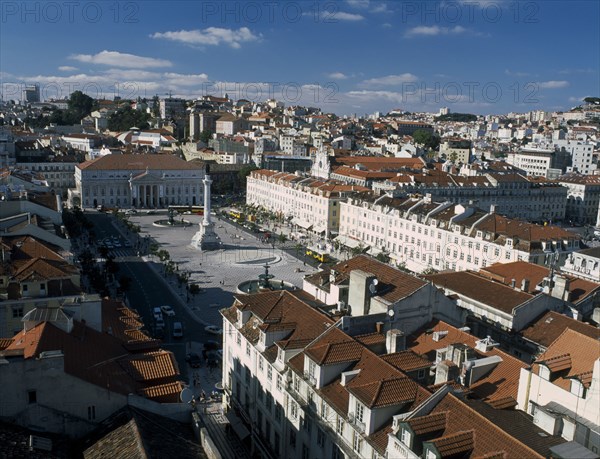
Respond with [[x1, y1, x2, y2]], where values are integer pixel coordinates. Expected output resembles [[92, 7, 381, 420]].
[[108, 106, 151, 131], [238, 164, 259, 189], [583, 97, 600, 105], [68, 90, 96, 119], [199, 130, 213, 143]]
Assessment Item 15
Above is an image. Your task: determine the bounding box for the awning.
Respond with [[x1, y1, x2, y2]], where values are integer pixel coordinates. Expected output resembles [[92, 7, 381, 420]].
[[225, 411, 250, 440], [334, 235, 362, 249], [292, 218, 313, 230], [367, 246, 383, 256]]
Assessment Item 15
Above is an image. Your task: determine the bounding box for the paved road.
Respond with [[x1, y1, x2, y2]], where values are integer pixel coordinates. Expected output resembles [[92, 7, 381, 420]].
[[86, 212, 217, 380]]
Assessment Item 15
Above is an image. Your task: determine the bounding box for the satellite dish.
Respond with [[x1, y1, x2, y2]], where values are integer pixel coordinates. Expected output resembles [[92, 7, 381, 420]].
[[372, 278, 379, 286], [388, 309, 395, 318], [180, 388, 194, 403]]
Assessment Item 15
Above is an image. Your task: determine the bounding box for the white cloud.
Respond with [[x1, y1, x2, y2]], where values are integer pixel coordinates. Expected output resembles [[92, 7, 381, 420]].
[[361, 73, 418, 86], [58, 66, 78, 72], [382, 22, 392, 28], [558, 68, 596, 75], [505, 69, 533, 77], [370, 3, 391, 13], [538, 80, 569, 89], [405, 25, 469, 37], [346, 0, 370, 8], [334, 12, 365, 21], [70, 50, 172, 68], [328, 72, 349, 80], [151, 27, 260, 49]]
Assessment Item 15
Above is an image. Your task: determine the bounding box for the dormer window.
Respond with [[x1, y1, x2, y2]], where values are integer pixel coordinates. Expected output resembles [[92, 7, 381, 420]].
[[401, 428, 412, 446], [570, 379, 584, 397], [355, 400, 365, 422], [539, 365, 550, 381]]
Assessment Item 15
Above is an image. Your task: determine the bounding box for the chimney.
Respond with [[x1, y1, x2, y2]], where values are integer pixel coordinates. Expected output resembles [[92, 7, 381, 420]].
[[552, 275, 571, 301], [375, 321, 384, 334], [511, 278, 516, 288], [489, 204, 496, 214], [386, 329, 405, 354], [435, 360, 459, 385], [521, 278, 530, 292]]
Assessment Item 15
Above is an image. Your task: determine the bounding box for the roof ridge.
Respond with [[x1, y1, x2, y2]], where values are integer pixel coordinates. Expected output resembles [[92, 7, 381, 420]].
[[443, 393, 543, 458]]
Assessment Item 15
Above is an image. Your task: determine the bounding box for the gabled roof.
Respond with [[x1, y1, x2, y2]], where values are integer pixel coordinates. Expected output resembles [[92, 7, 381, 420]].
[[227, 290, 334, 351], [408, 320, 527, 405], [78, 154, 204, 171], [3, 316, 182, 402], [425, 271, 534, 314], [305, 255, 427, 304], [533, 328, 600, 390], [521, 311, 600, 350]]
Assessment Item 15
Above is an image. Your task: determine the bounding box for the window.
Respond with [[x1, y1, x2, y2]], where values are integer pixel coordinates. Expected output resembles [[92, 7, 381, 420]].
[[22, 284, 28, 292], [356, 401, 364, 422], [266, 393, 273, 411], [417, 369, 426, 380], [317, 427, 325, 447], [303, 416, 312, 434], [236, 332, 241, 346], [274, 432, 280, 455], [336, 418, 344, 435], [291, 402, 298, 419], [401, 428, 411, 446], [290, 428, 296, 448], [267, 365, 272, 381], [353, 432, 362, 453], [258, 356, 264, 372], [302, 444, 310, 459], [88, 405, 96, 420], [12, 306, 24, 318], [246, 342, 251, 356], [275, 404, 283, 422], [276, 374, 283, 391], [27, 390, 37, 404]]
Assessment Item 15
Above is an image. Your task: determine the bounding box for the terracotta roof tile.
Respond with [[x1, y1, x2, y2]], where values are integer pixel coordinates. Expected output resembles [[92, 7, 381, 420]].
[[408, 320, 527, 404], [382, 350, 432, 373], [429, 429, 475, 457], [425, 271, 533, 314], [307, 255, 427, 304], [78, 154, 204, 171], [408, 411, 448, 435], [521, 311, 600, 349], [533, 328, 600, 390]]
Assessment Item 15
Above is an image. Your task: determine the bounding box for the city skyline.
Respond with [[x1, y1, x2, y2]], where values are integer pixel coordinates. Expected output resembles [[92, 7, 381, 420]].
[[1, 0, 599, 115]]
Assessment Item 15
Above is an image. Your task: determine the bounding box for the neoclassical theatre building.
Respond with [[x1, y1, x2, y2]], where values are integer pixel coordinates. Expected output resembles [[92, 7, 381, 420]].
[[71, 154, 205, 209]]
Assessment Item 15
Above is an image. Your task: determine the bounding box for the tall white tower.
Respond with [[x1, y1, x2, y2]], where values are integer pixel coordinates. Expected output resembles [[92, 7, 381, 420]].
[[191, 166, 220, 250]]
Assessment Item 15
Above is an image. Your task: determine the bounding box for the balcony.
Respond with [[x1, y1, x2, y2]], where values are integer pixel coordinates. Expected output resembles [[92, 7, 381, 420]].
[[348, 413, 366, 434]]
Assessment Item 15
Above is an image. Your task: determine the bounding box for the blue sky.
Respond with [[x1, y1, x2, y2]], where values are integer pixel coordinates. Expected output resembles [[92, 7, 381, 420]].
[[1, 0, 598, 115]]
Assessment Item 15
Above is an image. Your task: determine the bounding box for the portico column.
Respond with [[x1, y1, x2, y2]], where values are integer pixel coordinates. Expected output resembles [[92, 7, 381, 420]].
[[142, 185, 146, 207]]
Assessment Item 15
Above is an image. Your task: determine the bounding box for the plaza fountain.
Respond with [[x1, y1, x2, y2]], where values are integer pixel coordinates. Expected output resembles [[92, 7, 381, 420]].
[[236, 262, 296, 294]]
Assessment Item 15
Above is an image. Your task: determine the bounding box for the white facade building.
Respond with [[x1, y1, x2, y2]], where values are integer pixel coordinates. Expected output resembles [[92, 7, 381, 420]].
[[338, 194, 580, 274], [72, 154, 204, 209]]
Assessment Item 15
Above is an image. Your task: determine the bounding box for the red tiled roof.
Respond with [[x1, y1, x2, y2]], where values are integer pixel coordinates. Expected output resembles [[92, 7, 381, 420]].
[[429, 429, 474, 457], [78, 154, 204, 171]]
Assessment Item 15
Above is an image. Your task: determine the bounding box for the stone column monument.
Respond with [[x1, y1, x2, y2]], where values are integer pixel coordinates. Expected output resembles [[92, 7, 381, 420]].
[[191, 165, 220, 250]]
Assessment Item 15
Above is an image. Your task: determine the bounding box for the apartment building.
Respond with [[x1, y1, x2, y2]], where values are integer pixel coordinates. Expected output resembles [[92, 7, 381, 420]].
[[517, 329, 600, 454], [507, 147, 571, 178], [558, 173, 600, 225], [375, 170, 567, 223], [222, 289, 560, 459], [338, 194, 580, 274], [246, 169, 368, 235]]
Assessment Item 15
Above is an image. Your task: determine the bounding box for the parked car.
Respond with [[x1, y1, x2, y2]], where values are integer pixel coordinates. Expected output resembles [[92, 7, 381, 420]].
[[172, 322, 183, 338], [125, 209, 137, 215], [160, 305, 175, 317], [186, 353, 202, 368], [146, 210, 157, 215], [152, 307, 163, 321]]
